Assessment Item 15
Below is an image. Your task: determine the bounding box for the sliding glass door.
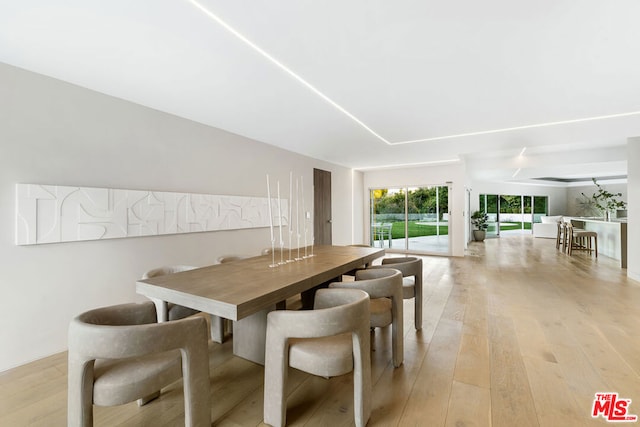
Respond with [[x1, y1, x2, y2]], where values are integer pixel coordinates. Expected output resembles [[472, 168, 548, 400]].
[[370, 184, 450, 254], [479, 194, 499, 237], [479, 194, 548, 236], [370, 188, 405, 249]]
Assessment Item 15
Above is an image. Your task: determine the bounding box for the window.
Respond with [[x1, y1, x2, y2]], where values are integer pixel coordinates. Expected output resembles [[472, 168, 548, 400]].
[[371, 185, 450, 254], [479, 194, 548, 236]]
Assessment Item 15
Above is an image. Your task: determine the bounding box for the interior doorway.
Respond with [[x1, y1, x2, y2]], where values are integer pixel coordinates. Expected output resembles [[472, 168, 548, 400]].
[[313, 168, 332, 245]]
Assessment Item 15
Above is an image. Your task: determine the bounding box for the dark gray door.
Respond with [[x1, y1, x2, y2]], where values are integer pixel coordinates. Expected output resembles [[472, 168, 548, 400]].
[[313, 168, 332, 245]]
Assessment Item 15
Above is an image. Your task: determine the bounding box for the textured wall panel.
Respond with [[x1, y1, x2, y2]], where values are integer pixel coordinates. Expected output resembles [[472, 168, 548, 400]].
[[15, 184, 288, 245]]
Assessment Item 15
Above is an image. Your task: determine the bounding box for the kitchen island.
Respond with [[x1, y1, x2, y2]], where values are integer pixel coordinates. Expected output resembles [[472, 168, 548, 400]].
[[568, 217, 627, 268]]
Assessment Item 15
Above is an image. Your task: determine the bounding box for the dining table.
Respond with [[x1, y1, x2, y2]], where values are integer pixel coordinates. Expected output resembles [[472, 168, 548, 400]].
[[136, 244, 385, 364]]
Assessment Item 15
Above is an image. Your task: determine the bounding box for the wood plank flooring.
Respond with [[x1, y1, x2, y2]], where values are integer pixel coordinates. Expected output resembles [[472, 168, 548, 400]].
[[2, 235, 639, 426]]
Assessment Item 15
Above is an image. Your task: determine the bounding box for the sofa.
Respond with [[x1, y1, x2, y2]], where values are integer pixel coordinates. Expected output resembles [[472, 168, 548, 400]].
[[532, 215, 562, 238]]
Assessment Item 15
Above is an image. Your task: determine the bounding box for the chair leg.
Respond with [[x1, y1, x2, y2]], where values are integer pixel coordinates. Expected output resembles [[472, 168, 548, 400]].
[[210, 315, 225, 343], [67, 359, 95, 427], [391, 296, 403, 368], [137, 391, 160, 406], [352, 330, 372, 427], [414, 273, 423, 330]]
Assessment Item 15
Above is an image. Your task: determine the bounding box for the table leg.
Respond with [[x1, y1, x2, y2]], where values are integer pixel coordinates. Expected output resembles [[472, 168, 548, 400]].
[[233, 307, 274, 365], [150, 298, 169, 322]]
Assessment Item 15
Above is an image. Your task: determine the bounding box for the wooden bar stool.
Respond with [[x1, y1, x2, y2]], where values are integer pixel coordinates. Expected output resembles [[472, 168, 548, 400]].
[[556, 220, 565, 251], [566, 223, 598, 258]]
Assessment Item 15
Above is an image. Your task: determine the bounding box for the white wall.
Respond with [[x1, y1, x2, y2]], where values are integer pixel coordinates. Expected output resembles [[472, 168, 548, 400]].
[[627, 139, 640, 282], [362, 162, 466, 257], [352, 170, 365, 244], [0, 63, 358, 371]]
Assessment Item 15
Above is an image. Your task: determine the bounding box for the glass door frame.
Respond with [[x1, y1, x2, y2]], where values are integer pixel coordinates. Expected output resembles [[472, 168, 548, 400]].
[[369, 183, 452, 256], [479, 193, 549, 236]]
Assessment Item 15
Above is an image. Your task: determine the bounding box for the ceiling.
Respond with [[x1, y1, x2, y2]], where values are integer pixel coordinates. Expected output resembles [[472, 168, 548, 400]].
[[1, 1, 638, 185]]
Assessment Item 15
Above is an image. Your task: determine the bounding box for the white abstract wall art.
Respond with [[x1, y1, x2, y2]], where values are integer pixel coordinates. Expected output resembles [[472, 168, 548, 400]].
[[15, 184, 288, 245]]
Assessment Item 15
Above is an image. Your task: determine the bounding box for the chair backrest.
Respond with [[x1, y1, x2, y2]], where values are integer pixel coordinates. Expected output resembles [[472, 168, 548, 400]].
[[335, 268, 403, 299], [69, 301, 207, 360], [267, 288, 370, 339], [142, 265, 197, 279], [379, 257, 422, 279], [217, 255, 246, 264]]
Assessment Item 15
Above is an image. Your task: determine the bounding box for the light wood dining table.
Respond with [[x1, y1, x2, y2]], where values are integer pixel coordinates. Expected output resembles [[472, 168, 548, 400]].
[[136, 245, 384, 364]]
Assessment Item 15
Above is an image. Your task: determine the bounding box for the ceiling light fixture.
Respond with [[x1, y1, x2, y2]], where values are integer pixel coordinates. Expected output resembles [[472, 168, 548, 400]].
[[519, 147, 527, 157], [512, 168, 521, 178], [187, 1, 640, 149], [354, 158, 460, 171], [187, 0, 390, 145], [390, 111, 640, 145]]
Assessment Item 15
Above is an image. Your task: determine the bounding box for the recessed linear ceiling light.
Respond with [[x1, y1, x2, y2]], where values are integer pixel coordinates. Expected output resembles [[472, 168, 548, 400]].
[[512, 168, 521, 178], [187, 1, 640, 147], [533, 175, 627, 183], [391, 111, 640, 145], [519, 147, 527, 157], [187, 0, 389, 145], [354, 158, 460, 171]]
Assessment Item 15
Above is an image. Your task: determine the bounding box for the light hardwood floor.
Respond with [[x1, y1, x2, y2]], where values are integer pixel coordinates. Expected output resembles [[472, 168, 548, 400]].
[[2, 236, 639, 426]]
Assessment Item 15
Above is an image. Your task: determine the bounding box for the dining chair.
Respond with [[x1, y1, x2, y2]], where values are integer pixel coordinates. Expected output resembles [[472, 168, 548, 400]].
[[67, 301, 210, 427], [330, 268, 404, 367], [368, 256, 423, 330], [341, 244, 383, 279], [142, 265, 228, 343], [263, 288, 371, 427], [142, 265, 199, 320]]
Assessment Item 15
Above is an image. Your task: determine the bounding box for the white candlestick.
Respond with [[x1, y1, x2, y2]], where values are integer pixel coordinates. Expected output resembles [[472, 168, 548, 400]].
[[288, 172, 293, 262], [296, 178, 301, 259], [289, 172, 293, 233], [266, 174, 274, 243], [301, 176, 308, 257], [277, 181, 283, 246]]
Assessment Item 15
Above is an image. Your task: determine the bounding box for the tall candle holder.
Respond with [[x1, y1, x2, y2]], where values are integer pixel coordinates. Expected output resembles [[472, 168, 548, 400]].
[[307, 183, 315, 257], [266, 175, 278, 268], [295, 177, 302, 260], [277, 181, 285, 265], [287, 171, 294, 263]]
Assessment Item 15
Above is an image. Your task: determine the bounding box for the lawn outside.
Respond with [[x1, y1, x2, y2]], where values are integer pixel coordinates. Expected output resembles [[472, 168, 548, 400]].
[[382, 220, 531, 240]]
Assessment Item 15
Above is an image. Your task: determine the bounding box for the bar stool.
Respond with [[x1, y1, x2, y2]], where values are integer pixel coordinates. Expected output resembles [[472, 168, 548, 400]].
[[555, 220, 565, 251], [566, 223, 598, 258], [561, 220, 584, 253]]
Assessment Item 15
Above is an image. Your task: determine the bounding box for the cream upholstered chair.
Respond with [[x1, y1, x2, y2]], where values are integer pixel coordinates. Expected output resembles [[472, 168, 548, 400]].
[[142, 265, 199, 321], [342, 244, 383, 278], [67, 301, 210, 427], [143, 265, 229, 343], [369, 257, 423, 330], [217, 255, 247, 263], [263, 288, 371, 427], [330, 268, 404, 367]]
